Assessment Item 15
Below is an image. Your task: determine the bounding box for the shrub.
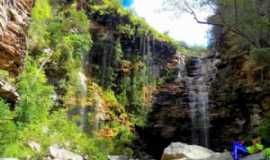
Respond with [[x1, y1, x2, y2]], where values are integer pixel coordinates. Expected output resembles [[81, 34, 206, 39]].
[[250, 48, 270, 66], [28, 0, 52, 50], [263, 148, 270, 160], [16, 57, 54, 123]]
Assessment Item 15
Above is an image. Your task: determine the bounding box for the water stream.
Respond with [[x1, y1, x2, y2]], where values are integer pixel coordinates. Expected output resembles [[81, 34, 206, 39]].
[[186, 58, 210, 147], [78, 71, 88, 131]]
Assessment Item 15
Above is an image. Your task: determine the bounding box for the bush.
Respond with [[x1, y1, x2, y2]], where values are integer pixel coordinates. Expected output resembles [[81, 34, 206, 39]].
[[259, 114, 270, 145], [16, 57, 54, 123], [250, 48, 270, 66], [263, 148, 270, 160], [28, 0, 52, 50], [0, 99, 19, 156]]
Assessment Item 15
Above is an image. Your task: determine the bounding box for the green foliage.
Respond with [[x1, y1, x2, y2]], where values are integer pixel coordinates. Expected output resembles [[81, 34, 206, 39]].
[[32, 0, 52, 21], [250, 48, 270, 66], [0, 99, 18, 155], [0, 57, 56, 158], [16, 57, 54, 123], [19, 110, 108, 160], [28, 0, 92, 107], [259, 113, 270, 144], [117, 76, 131, 107], [86, 82, 135, 157], [88, 0, 177, 45], [0, 69, 14, 83], [50, 8, 92, 100], [0, 0, 187, 158], [28, 0, 52, 49], [263, 148, 270, 159], [116, 59, 154, 127], [116, 24, 135, 37], [110, 122, 135, 156], [0, 70, 9, 79], [0, 1, 111, 158]]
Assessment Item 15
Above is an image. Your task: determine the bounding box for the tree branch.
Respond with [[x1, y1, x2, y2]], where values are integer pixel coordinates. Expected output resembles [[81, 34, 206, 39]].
[[183, 0, 258, 47]]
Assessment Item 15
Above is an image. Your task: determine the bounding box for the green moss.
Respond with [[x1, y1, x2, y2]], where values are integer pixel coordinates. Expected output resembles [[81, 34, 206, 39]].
[[88, 0, 178, 46]]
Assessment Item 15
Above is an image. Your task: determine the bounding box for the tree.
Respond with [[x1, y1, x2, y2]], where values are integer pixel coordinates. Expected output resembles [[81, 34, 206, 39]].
[[163, 0, 270, 48]]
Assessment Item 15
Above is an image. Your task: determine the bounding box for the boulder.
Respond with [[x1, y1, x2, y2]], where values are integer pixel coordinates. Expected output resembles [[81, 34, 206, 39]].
[[48, 145, 83, 160], [161, 142, 232, 160], [108, 156, 129, 160], [107, 155, 143, 160], [0, 79, 19, 103]]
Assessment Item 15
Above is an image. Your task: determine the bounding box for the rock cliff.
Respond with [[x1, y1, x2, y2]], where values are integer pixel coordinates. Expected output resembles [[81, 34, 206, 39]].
[[0, 0, 33, 75]]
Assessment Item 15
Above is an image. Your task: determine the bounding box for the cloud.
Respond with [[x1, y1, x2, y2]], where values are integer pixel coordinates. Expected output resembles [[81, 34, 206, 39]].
[[132, 0, 212, 46]]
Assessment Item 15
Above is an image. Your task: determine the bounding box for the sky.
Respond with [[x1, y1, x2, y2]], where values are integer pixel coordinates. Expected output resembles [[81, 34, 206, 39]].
[[131, 0, 212, 46]]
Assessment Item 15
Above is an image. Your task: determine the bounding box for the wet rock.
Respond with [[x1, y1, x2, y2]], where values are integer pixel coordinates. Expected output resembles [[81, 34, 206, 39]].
[[0, 0, 33, 75], [48, 145, 83, 160], [0, 79, 19, 103], [161, 142, 232, 160]]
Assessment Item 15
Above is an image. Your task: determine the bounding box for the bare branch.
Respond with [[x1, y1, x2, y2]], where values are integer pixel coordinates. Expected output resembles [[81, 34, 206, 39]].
[[182, 0, 258, 47]]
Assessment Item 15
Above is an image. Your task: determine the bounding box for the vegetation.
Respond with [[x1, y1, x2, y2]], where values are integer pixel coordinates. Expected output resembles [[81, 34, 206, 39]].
[[164, 0, 270, 156], [4, 0, 270, 159], [88, 0, 179, 47], [0, 0, 181, 158]]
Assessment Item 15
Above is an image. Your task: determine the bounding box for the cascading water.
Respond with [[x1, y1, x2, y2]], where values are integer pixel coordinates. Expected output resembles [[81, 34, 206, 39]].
[[186, 58, 210, 147], [78, 71, 88, 131], [142, 35, 160, 84]]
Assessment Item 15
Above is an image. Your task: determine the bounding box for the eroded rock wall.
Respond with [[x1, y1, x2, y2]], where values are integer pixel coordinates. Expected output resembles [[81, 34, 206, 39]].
[[209, 41, 270, 149], [0, 0, 33, 75]]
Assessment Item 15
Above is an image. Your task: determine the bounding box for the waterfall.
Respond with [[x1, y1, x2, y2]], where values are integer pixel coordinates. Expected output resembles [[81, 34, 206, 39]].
[[186, 58, 210, 147], [184, 50, 220, 147], [78, 71, 88, 131]]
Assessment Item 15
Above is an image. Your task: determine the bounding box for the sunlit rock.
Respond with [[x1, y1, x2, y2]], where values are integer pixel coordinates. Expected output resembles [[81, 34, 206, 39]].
[[161, 142, 231, 160], [48, 145, 83, 160]]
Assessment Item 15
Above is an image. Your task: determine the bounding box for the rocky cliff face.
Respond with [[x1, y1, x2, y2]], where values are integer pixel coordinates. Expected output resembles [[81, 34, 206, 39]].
[[0, 0, 33, 103], [136, 35, 270, 159], [209, 40, 270, 149], [134, 53, 188, 159], [135, 51, 225, 159], [0, 0, 33, 75]]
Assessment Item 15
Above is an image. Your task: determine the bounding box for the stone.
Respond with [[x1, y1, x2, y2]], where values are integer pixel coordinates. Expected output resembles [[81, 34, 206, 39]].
[[48, 145, 83, 160], [107, 155, 141, 160], [161, 142, 232, 160], [108, 155, 129, 160], [0, 79, 19, 103]]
